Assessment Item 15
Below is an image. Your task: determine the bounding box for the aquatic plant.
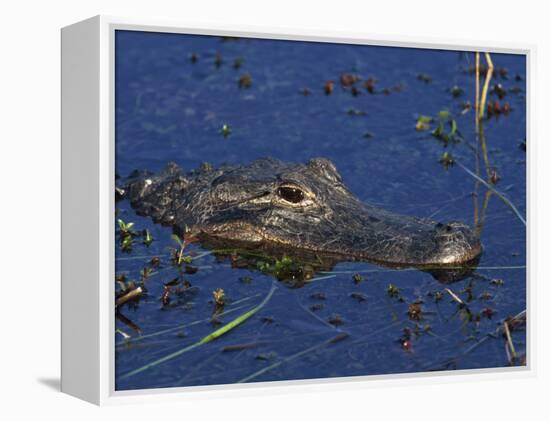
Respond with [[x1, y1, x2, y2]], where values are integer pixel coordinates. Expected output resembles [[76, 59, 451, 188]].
[[142, 229, 153, 246], [220, 123, 232, 138], [238, 74, 252, 88], [415, 115, 433, 131], [120, 282, 278, 379]]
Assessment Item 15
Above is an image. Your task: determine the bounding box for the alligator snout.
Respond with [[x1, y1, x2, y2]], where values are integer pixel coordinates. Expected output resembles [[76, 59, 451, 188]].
[[314, 199, 482, 267], [431, 221, 481, 265], [123, 157, 482, 272]]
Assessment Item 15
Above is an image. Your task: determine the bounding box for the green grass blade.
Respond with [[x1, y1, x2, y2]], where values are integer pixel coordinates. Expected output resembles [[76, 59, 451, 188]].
[[198, 284, 276, 345], [120, 282, 277, 380]]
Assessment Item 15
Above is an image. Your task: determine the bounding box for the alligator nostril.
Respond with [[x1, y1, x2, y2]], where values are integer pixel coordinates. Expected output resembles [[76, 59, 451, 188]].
[[435, 222, 455, 233]]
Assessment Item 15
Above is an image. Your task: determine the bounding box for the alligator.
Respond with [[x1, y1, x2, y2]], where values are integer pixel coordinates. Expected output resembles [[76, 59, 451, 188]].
[[119, 157, 481, 280]]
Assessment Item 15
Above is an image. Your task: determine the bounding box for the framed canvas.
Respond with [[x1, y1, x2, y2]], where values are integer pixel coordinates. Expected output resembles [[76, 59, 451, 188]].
[[61, 15, 532, 405]]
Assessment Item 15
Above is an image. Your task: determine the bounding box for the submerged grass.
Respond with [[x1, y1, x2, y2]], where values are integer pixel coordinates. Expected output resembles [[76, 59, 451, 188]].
[[237, 333, 349, 383], [456, 160, 526, 226], [116, 302, 255, 347], [120, 282, 278, 380]]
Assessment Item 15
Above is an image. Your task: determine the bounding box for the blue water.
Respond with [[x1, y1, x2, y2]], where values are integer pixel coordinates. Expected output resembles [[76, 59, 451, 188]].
[[114, 30, 527, 391]]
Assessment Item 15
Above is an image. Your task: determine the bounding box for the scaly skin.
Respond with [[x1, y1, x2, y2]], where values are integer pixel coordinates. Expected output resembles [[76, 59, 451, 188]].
[[122, 157, 481, 268]]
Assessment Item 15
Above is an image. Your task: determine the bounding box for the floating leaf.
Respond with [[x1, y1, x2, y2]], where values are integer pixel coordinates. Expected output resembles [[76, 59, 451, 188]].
[[415, 115, 433, 131]]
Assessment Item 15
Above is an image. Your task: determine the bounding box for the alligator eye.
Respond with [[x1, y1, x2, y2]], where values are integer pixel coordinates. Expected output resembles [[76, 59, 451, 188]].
[[277, 186, 305, 204]]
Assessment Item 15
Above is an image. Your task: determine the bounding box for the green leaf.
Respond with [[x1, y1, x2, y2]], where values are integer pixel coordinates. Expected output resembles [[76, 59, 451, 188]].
[[171, 234, 183, 246], [438, 110, 450, 121], [120, 283, 278, 379], [143, 229, 153, 246]]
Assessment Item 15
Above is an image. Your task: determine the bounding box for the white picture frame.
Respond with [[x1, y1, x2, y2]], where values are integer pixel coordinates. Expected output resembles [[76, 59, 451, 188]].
[[61, 15, 533, 405]]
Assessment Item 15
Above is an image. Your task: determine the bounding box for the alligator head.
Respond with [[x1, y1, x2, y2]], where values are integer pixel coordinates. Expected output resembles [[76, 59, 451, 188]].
[[121, 157, 481, 279]]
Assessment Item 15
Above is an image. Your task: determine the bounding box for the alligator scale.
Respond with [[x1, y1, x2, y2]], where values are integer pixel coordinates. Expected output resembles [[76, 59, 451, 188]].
[[119, 157, 481, 276]]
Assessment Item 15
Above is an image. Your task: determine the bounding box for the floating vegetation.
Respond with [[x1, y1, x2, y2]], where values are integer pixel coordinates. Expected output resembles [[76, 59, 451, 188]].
[[352, 273, 363, 284], [213, 288, 225, 307], [466, 63, 509, 78], [256, 255, 314, 285], [184, 265, 198, 274], [429, 290, 443, 303], [399, 328, 413, 352], [340, 73, 359, 88], [239, 276, 253, 284], [431, 110, 460, 144], [160, 285, 172, 306], [363, 131, 375, 139], [479, 291, 493, 301], [232, 57, 244, 69], [492, 83, 507, 99], [139, 266, 153, 286], [363, 77, 377, 93], [117, 219, 135, 236], [350, 292, 367, 302], [142, 229, 153, 246], [120, 283, 277, 380], [238, 74, 252, 88], [487, 100, 512, 117], [347, 108, 367, 117], [460, 101, 472, 114], [387, 284, 400, 298], [323, 80, 334, 95], [407, 302, 423, 321], [170, 233, 194, 266], [220, 123, 232, 138], [117, 219, 136, 252], [481, 307, 496, 319], [439, 152, 455, 170], [416, 73, 432, 83], [489, 168, 500, 185], [415, 115, 433, 131], [327, 314, 343, 326], [490, 278, 505, 287], [450, 85, 463, 97], [120, 235, 133, 252]]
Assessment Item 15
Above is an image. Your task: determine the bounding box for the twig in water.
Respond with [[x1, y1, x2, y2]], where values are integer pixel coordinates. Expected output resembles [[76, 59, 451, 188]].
[[445, 288, 465, 306], [222, 341, 267, 352], [115, 286, 143, 308]]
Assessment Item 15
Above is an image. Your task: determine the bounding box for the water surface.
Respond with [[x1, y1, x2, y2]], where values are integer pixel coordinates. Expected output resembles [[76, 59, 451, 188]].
[[114, 30, 526, 391]]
